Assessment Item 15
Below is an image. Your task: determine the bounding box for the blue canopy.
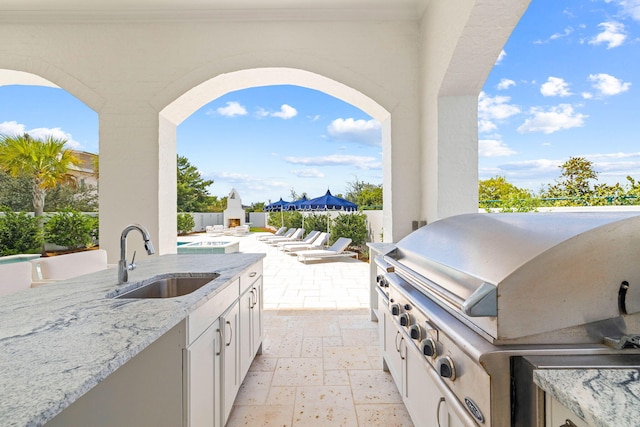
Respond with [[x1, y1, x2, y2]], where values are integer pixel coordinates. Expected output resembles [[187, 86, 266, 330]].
[[263, 198, 290, 212], [284, 195, 308, 211], [299, 190, 358, 211]]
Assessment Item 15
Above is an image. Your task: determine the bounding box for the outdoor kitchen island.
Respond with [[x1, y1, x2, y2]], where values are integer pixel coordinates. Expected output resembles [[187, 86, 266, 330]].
[[0, 253, 265, 427]]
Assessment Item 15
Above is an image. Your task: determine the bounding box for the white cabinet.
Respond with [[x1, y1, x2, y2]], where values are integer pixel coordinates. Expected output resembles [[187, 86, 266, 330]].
[[221, 299, 241, 424], [240, 276, 263, 379], [184, 319, 222, 427], [546, 394, 588, 427]]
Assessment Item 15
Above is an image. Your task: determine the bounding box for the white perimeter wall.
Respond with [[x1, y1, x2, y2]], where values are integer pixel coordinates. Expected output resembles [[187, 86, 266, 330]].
[[0, 1, 530, 262]]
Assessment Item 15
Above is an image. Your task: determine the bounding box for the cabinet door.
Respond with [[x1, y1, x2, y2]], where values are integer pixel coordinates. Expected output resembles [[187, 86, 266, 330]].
[[185, 320, 221, 427], [405, 342, 441, 427], [250, 278, 263, 355], [239, 286, 253, 379], [221, 300, 240, 424], [383, 308, 404, 393]]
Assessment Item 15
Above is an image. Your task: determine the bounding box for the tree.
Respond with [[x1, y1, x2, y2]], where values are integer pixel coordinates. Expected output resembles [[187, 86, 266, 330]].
[[344, 178, 383, 209], [479, 176, 537, 212], [542, 157, 598, 204], [0, 134, 80, 223], [177, 155, 214, 212]]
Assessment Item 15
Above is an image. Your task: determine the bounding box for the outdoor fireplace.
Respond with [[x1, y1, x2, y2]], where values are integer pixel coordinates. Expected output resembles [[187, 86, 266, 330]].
[[227, 218, 241, 228]]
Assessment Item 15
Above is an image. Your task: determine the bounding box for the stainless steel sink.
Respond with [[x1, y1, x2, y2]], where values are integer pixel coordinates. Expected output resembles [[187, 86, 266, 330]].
[[115, 274, 220, 298]]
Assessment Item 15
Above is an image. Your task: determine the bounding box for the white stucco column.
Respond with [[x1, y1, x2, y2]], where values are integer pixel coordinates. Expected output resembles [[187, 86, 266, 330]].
[[99, 104, 177, 264]]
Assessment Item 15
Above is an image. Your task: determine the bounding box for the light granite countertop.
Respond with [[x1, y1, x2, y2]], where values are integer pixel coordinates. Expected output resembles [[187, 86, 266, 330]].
[[534, 368, 640, 427], [0, 253, 265, 427]]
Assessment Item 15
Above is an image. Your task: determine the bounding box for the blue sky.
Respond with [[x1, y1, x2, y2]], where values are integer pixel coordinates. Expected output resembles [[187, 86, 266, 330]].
[[1, 0, 639, 204]]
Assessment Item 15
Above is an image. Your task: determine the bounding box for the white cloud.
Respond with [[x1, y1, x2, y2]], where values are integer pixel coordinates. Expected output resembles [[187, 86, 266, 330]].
[[535, 27, 574, 44], [479, 139, 517, 157], [606, 0, 640, 21], [495, 49, 506, 64], [284, 154, 381, 170], [0, 121, 82, 149], [271, 104, 298, 120], [477, 92, 520, 133], [582, 92, 594, 99], [291, 168, 325, 178], [215, 101, 247, 117], [497, 78, 516, 90], [540, 77, 572, 97], [327, 118, 381, 147], [517, 104, 587, 134], [0, 120, 26, 135], [589, 21, 627, 49], [588, 73, 631, 96]]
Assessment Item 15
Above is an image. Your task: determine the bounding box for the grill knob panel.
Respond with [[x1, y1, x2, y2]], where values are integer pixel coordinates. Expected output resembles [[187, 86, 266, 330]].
[[421, 338, 438, 359], [390, 303, 400, 316], [437, 356, 456, 381]]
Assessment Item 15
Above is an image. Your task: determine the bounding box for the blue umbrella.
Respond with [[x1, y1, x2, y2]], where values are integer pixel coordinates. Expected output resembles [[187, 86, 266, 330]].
[[299, 190, 358, 232], [263, 198, 290, 227], [299, 190, 357, 211], [284, 196, 309, 229]]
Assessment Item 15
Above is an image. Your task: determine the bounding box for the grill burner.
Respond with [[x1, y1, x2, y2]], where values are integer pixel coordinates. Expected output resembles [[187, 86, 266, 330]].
[[374, 212, 640, 426]]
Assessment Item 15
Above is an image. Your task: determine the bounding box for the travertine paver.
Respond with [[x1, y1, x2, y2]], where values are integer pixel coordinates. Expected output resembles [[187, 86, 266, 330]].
[[179, 232, 413, 426]]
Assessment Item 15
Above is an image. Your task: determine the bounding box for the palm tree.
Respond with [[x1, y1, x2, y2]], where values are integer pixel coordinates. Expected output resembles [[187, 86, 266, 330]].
[[0, 133, 80, 223]]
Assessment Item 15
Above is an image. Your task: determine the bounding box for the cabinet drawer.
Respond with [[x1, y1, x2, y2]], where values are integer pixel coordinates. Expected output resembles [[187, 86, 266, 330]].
[[187, 278, 239, 345], [240, 260, 263, 294]]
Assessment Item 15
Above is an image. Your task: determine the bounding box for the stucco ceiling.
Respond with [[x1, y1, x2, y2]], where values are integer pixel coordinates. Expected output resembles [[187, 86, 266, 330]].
[[0, 0, 430, 21]]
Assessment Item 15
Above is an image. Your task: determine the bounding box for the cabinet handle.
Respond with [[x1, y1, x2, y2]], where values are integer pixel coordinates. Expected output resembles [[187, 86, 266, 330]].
[[216, 328, 222, 356], [560, 420, 578, 427], [399, 337, 406, 360], [249, 272, 257, 277], [225, 320, 233, 347], [252, 287, 258, 308], [436, 397, 445, 427], [395, 330, 401, 352]]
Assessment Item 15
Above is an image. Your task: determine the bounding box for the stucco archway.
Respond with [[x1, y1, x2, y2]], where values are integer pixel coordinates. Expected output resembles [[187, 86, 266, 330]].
[[151, 67, 395, 254]]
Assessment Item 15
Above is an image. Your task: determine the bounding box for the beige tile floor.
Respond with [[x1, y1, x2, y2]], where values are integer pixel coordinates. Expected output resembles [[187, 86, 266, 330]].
[[180, 232, 414, 426]]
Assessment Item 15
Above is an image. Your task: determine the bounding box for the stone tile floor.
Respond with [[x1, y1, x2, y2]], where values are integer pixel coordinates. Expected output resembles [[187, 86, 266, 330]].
[[179, 232, 414, 426]]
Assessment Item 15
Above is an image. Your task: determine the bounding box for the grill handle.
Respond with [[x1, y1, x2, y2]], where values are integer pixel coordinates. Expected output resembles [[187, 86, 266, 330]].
[[374, 255, 395, 273]]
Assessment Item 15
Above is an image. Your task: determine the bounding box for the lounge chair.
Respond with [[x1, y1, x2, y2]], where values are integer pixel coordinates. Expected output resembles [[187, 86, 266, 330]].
[[259, 228, 296, 242], [296, 237, 357, 263], [267, 228, 304, 245], [257, 226, 287, 241], [206, 225, 225, 236], [277, 230, 320, 250], [281, 232, 328, 253]]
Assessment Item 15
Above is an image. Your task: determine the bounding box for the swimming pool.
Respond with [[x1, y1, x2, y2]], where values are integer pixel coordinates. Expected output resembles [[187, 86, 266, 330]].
[[176, 240, 240, 254]]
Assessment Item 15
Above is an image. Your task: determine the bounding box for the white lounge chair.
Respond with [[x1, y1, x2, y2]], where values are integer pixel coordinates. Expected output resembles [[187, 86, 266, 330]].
[[267, 228, 304, 245], [206, 225, 225, 236], [296, 237, 357, 263], [260, 227, 296, 242], [258, 226, 288, 241], [277, 230, 320, 250], [281, 232, 329, 253]]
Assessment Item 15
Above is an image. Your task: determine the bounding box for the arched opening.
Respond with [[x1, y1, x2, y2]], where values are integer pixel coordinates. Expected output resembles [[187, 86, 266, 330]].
[[155, 67, 392, 252]]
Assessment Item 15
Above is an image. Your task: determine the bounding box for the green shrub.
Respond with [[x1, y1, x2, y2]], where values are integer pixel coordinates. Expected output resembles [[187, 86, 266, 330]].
[[330, 212, 368, 247], [0, 209, 43, 255], [44, 209, 97, 249], [177, 213, 195, 235], [303, 213, 329, 235], [268, 211, 302, 229]]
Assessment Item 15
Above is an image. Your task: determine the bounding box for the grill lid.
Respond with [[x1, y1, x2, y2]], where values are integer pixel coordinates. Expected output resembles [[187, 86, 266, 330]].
[[386, 212, 640, 341]]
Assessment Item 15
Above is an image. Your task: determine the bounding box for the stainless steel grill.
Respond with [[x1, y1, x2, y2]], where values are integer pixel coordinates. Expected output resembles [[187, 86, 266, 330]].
[[374, 212, 640, 426]]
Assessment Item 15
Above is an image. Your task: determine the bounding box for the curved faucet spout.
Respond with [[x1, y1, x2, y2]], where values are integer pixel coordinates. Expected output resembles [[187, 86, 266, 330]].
[[118, 224, 155, 284]]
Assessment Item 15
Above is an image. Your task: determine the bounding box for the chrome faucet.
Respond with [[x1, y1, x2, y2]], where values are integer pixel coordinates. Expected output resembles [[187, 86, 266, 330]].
[[118, 224, 155, 284]]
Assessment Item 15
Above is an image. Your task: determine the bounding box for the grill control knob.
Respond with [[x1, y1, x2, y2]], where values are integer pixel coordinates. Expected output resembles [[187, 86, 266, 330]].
[[399, 313, 411, 327], [409, 324, 422, 340], [404, 304, 412, 311], [437, 356, 456, 381], [376, 274, 383, 283], [421, 338, 438, 359], [390, 303, 400, 316]]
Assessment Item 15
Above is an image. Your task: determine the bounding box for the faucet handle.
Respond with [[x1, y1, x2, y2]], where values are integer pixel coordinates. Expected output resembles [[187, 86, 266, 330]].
[[129, 250, 137, 271]]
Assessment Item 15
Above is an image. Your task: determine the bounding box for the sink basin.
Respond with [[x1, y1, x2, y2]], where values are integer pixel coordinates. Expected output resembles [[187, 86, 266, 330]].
[[115, 274, 220, 298]]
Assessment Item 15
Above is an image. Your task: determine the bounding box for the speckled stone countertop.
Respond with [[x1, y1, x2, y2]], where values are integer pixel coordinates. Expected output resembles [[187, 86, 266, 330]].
[[534, 368, 640, 427], [0, 253, 264, 427]]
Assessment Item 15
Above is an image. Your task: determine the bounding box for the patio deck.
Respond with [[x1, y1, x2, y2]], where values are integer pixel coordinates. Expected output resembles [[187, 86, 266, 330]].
[[178, 233, 414, 426]]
